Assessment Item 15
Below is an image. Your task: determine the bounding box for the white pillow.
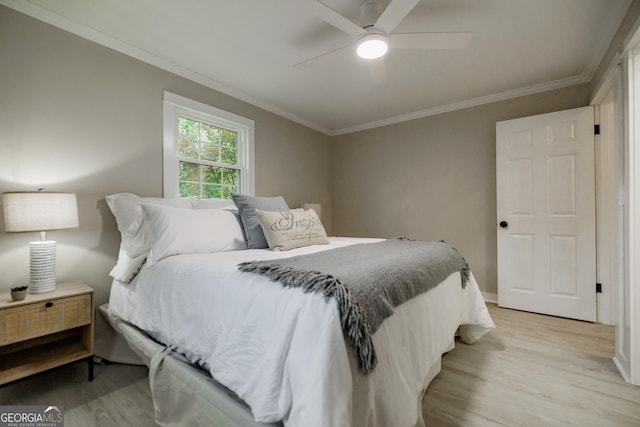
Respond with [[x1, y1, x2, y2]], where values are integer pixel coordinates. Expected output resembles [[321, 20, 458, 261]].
[[124, 206, 245, 258], [192, 198, 236, 209], [106, 192, 238, 258], [123, 207, 154, 257], [255, 208, 329, 251], [140, 204, 247, 265], [105, 192, 192, 235], [109, 245, 147, 283]]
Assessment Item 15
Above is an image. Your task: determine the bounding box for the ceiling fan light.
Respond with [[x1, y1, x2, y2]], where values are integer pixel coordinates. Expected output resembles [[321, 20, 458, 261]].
[[357, 34, 388, 59]]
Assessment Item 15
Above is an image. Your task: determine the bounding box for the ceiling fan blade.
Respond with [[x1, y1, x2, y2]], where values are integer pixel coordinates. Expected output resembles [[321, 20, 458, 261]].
[[375, 0, 419, 34], [368, 58, 387, 85], [295, 43, 355, 69], [389, 32, 473, 49], [308, 0, 365, 38]]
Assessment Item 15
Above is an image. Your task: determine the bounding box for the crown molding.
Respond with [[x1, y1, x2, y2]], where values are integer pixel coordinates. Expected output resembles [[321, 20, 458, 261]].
[[0, 0, 332, 136], [330, 74, 589, 136], [0, 0, 597, 138]]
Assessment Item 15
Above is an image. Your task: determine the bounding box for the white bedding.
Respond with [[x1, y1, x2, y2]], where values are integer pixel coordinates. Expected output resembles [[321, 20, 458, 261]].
[[108, 237, 494, 427]]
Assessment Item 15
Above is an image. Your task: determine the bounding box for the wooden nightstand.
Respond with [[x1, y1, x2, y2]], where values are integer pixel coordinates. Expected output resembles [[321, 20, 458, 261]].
[[0, 280, 94, 386]]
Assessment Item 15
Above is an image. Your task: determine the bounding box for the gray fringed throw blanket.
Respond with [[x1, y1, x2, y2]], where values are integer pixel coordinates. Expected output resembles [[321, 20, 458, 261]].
[[237, 238, 469, 375]]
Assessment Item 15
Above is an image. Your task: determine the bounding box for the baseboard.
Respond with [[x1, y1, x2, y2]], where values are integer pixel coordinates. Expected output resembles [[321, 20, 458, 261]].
[[613, 356, 632, 384], [482, 292, 498, 304]]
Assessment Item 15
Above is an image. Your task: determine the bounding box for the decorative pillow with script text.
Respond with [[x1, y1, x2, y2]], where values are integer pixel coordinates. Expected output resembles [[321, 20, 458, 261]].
[[255, 208, 329, 251]]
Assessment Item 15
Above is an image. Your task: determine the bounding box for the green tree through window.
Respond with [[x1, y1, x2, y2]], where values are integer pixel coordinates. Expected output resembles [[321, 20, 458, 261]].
[[177, 117, 240, 199]]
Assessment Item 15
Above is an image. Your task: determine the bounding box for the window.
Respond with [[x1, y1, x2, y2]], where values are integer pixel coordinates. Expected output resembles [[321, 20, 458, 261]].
[[163, 91, 255, 198], [176, 117, 240, 199]]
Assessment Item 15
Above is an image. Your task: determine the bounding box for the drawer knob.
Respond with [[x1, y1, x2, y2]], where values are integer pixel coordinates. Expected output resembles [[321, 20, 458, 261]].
[[45, 302, 53, 308]]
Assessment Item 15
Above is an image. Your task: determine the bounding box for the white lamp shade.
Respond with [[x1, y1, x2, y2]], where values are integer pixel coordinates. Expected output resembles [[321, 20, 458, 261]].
[[3, 191, 79, 293], [3, 192, 79, 233]]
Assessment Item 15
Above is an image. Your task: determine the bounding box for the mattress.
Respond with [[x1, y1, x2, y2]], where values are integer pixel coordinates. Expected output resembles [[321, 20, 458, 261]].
[[108, 237, 494, 427]]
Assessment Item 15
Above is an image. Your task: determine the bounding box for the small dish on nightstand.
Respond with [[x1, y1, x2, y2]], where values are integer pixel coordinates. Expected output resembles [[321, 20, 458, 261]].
[[10, 286, 28, 301]]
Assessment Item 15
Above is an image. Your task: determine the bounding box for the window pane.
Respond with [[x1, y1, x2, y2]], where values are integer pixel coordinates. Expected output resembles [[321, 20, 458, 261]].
[[201, 141, 220, 162], [179, 181, 201, 198], [178, 133, 198, 159], [202, 165, 222, 184], [222, 168, 238, 187], [222, 186, 233, 199], [221, 147, 237, 165], [179, 161, 200, 182], [204, 184, 222, 199], [221, 129, 237, 149], [179, 117, 199, 139], [200, 123, 219, 144], [178, 118, 199, 159]]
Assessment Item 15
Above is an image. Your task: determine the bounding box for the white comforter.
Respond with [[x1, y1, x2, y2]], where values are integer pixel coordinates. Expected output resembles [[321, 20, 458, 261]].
[[109, 237, 494, 427]]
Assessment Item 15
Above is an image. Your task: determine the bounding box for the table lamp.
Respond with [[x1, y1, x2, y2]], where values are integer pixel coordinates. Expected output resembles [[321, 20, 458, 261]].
[[3, 191, 79, 293]]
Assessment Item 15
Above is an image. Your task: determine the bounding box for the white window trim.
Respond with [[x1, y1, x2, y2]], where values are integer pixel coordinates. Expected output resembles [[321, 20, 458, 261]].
[[163, 91, 255, 198]]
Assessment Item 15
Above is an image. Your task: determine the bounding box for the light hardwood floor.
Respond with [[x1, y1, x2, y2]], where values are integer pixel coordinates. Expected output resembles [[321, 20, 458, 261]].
[[0, 360, 155, 426], [1, 303, 639, 426], [423, 304, 640, 426]]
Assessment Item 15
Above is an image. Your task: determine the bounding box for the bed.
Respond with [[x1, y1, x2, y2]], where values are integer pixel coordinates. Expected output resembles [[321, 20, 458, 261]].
[[103, 193, 495, 427]]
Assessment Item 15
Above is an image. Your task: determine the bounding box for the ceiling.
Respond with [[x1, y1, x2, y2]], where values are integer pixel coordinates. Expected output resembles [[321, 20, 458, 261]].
[[2, 0, 632, 135]]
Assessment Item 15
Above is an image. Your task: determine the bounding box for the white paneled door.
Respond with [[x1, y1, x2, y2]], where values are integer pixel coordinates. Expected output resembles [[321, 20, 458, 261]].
[[496, 106, 596, 321]]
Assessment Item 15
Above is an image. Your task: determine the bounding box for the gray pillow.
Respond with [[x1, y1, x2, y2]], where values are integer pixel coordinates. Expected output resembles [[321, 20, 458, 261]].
[[231, 194, 289, 249]]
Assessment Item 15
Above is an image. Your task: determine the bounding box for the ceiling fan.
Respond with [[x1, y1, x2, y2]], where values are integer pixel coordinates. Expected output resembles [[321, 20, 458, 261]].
[[298, 0, 472, 83]]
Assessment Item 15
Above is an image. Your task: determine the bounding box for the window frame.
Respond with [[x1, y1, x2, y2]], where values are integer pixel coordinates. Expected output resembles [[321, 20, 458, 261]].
[[163, 91, 255, 198]]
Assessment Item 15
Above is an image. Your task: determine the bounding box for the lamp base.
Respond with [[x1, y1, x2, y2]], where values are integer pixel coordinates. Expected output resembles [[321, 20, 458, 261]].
[[29, 240, 57, 293]]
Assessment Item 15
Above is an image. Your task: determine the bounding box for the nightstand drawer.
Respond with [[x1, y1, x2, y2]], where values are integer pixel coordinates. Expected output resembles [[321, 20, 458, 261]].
[[0, 294, 91, 346]]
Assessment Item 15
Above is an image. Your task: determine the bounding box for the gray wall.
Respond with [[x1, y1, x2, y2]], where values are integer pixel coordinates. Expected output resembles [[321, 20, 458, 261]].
[[1, 2, 639, 304], [329, 2, 640, 297], [330, 85, 591, 296], [0, 6, 332, 306]]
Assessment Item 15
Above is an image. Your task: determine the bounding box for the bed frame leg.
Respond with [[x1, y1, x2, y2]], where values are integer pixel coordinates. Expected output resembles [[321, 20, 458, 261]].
[[88, 356, 94, 382]]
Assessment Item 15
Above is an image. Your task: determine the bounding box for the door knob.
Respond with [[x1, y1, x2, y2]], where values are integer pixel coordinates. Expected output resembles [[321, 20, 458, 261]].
[[499, 221, 509, 229]]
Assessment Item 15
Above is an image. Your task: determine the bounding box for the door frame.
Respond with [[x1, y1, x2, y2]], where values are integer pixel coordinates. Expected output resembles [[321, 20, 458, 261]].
[[624, 36, 640, 387], [591, 56, 624, 326], [608, 17, 640, 385]]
